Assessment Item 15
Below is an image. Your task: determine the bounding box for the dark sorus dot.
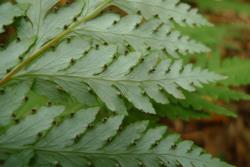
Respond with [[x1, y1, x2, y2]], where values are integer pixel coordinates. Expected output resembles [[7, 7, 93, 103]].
[[135, 23, 140, 28], [70, 58, 76, 64], [162, 48, 167, 52], [74, 135, 81, 142], [149, 68, 156, 73], [113, 55, 118, 60], [24, 16, 29, 21], [95, 44, 99, 50], [102, 64, 108, 70], [64, 25, 69, 30], [87, 124, 94, 129], [87, 87, 92, 93], [175, 48, 180, 53], [107, 137, 112, 143], [16, 37, 21, 42], [66, 38, 71, 43], [117, 92, 122, 97], [6, 68, 11, 73], [52, 120, 57, 125], [139, 58, 144, 63], [154, 14, 159, 18], [153, 29, 158, 33], [32, 108, 37, 114], [51, 46, 56, 51], [84, 50, 89, 55], [48, 101, 52, 107], [0, 89, 5, 95], [18, 56, 23, 61], [0, 43, 4, 48], [70, 112, 75, 118], [11, 113, 16, 118], [66, 0, 71, 5], [14, 119, 20, 124], [24, 96, 29, 102], [37, 132, 43, 137], [160, 161, 166, 167], [102, 117, 108, 123], [131, 141, 137, 146]]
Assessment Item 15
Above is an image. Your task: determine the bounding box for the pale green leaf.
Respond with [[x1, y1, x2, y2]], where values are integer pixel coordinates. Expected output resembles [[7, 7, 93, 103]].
[[0, 81, 32, 126], [0, 38, 35, 79], [0, 108, 231, 167], [75, 13, 209, 56], [3, 150, 33, 167], [38, 107, 99, 149], [16, 41, 224, 114], [0, 2, 27, 33], [16, 0, 85, 48], [113, 0, 211, 26], [0, 106, 64, 146]]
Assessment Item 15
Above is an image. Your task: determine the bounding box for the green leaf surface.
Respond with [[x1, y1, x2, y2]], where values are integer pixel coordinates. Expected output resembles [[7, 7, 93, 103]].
[[199, 85, 250, 102], [15, 39, 224, 114], [0, 81, 32, 126], [0, 38, 35, 79], [113, 0, 211, 26], [0, 2, 27, 33], [0, 1, 235, 166], [0, 106, 64, 146], [216, 58, 250, 86], [178, 93, 236, 117], [0, 107, 231, 167], [75, 13, 209, 57], [16, 0, 85, 49]]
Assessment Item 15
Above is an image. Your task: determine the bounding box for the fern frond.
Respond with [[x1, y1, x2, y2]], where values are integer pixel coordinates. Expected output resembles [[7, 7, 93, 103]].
[[16, 0, 85, 48], [0, 0, 86, 80], [0, 107, 231, 167], [113, 0, 211, 26], [156, 90, 237, 119], [175, 92, 236, 117], [0, 2, 27, 33], [0, 1, 235, 166], [0, 38, 35, 79], [0, 81, 32, 126], [215, 57, 250, 86], [13, 38, 224, 114], [0, 0, 212, 86], [156, 103, 209, 120], [75, 13, 209, 57], [199, 85, 250, 102]]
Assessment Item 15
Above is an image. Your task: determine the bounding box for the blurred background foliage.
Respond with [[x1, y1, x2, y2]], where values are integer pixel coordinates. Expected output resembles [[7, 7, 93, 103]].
[[165, 1, 250, 167]]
